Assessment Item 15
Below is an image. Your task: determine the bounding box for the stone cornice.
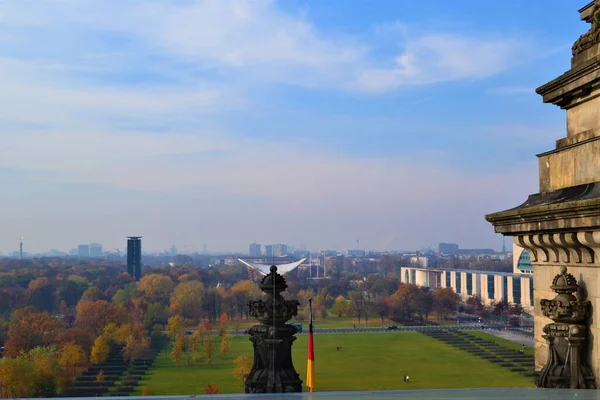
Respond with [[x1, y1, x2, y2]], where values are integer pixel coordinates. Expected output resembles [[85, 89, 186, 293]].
[[485, 197, 600, 235], [535, 55, 600, 108], [514, 231, 600, 266]]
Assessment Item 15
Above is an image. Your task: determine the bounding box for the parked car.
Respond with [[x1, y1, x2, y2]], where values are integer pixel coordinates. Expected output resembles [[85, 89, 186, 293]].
[[386, 325, 399, 330]]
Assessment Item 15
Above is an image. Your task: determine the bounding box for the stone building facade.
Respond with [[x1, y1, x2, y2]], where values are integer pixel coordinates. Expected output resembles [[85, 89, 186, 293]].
[[399, 266, 534, 310], [486, 0, 600, 385]]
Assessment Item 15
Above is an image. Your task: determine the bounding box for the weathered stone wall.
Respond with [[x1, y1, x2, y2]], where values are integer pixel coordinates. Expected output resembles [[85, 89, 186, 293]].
[[539, 138, 600, 192]]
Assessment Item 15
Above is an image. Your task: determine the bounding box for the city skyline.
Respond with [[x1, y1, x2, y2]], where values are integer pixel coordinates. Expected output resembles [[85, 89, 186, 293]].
[[0, 0, 581, 253], [4, 237, 505, 257]]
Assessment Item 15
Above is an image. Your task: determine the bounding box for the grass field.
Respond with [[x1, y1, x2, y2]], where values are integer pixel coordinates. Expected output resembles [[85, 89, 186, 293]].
[[135, 331, 534, 394], [295, 317, 393, 329], [187, 317, 395, 332]]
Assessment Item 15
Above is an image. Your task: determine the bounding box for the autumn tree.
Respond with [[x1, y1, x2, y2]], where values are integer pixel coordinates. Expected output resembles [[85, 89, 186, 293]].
[[389, 284, 428, 321], [313, 288, 332, 319], [190, 331, 202, 363], [26, 277, 55, 312], [218, 312, 229, 336], [220, 333, 230, 356], [432, 288, 460, 321], [331, 295, 349, 318], [413, 288, 434, 320], [123, 324, 151, 361], [0, 355, 35, 398], [348, 291, 365, 323], [58, 343, 86, 381], [509, 303, 524, 316], [77, 286, 105, 308], [169, 281, 205, 320], [371, 297, 389, 323], [166, 315, 184, 341], [90, 335, 110, 365], [170, 337, 185, 367], [27, 346, 61, 397], [232, 354, 252, 389], [203, 332, 214, 365], [144, 302, 168, 329], [230, 281, 261, 319], [56, 328, 94, 356], [465, 296, 485, 315], [75, 300, 129, 337], [4, 308, 65, 357], [138, 274, 174, 303], [203, 286, 226, 322], [493, 299, 510, 316]]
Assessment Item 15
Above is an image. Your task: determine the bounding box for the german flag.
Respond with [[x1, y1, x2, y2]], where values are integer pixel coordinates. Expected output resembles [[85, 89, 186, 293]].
[[306, 299, 315, 392]]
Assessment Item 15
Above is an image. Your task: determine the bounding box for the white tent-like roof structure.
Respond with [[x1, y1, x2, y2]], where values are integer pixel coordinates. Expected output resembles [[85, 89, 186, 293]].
[[238, 258, 307, 275]]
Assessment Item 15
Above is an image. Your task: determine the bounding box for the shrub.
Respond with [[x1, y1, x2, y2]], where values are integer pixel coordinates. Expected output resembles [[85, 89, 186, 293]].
[[141, 387, 155, 396], [204, 384, 222, 394]]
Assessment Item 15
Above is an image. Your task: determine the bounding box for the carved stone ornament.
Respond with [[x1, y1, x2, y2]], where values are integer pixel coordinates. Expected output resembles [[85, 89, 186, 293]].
[[244, 266, 302, 393], [572, 0, 600, 56], [536, 266, 595, 389]]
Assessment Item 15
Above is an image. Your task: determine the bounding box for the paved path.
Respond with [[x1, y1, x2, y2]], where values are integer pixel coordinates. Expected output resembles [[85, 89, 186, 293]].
[[484, 329, 535, 348]]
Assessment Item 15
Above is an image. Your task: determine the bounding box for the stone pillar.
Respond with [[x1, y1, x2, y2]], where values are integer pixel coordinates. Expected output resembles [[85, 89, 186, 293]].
[[486, 1, 600, 387], [479, 274, 487, 303]]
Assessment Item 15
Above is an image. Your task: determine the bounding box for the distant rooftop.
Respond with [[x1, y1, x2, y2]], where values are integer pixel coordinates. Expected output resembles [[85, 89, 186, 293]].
[[33, 388, 600, 400]]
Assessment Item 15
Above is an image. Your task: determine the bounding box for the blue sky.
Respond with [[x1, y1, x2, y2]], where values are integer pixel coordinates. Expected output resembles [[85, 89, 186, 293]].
[[0, 0, 589, 253]]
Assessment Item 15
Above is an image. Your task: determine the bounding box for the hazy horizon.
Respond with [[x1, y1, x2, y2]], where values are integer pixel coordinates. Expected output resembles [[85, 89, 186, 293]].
[[0, 0, 582, 254]]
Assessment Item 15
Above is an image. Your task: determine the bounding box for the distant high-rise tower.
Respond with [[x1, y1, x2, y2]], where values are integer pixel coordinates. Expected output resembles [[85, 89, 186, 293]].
[[78, 244, 90, 257], [127, 237, 142, 281], [249, 243, 262, 257], [502, 238, 506, 254], [89, 243, 103, 257], [19, 237, 23, 259]]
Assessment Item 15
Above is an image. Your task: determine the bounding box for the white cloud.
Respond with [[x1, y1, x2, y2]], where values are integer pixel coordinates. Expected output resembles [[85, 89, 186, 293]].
[[357, 34, 525, 93], [0, 0, 531, 94], [0, 0, 549, 252]]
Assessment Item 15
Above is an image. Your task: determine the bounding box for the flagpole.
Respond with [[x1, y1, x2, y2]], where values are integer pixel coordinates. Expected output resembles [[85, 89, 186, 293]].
[[307, 298, 315, 392]]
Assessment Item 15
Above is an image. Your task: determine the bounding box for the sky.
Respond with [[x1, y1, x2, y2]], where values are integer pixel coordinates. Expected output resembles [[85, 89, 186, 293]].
[[0, 0, 589, 254]]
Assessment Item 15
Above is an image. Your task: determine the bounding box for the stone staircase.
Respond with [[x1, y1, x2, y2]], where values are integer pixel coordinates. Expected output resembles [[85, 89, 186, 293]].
[[421, 330, 535, 377]]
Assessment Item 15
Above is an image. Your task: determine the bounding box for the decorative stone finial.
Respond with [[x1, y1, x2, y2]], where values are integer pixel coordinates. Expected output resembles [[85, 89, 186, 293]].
[[550, 265, 579, 295], [245, 264, 302, 393], [572, 0, 600, 56], [537, 266, 595, 389]]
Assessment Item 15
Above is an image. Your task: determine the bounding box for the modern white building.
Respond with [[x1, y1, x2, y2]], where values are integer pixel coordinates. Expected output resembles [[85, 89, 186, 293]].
[[399, 266, 534, 310], [513, 243, 533, 274]]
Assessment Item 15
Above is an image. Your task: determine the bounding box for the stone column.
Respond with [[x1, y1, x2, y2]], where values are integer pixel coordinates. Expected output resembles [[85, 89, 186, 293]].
[[486, 0, 600, 387]]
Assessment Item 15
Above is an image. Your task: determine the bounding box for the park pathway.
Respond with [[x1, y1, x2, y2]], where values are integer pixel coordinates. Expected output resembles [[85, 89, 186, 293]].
[[484, 329, 534, 348]]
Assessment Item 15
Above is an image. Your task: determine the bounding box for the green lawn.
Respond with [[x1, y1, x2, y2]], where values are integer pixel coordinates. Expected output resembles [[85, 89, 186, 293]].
[[187, 317, 394, 333], [135, 332, 533, 394]]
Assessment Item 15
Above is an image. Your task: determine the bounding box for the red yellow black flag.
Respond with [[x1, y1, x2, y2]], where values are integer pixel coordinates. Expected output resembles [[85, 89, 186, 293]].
[[307, 298, 315, 392]]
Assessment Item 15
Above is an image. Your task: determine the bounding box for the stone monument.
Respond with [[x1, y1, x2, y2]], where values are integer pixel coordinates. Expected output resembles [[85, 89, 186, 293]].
[[244, 265, 303, 393], [536, 266, 595, 388], [486, 0, 600, 387]]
